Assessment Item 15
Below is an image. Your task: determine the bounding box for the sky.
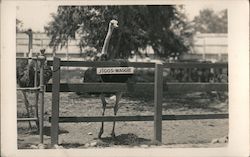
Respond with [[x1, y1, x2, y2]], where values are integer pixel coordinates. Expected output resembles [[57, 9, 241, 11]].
[[16, 3, 228, 32], [16, 5, 58, 32]]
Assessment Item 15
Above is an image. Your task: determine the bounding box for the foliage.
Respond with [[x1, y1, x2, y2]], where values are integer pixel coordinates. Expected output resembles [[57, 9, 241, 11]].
[[45, 5, 193, 59], [193, 9, 227, 33]]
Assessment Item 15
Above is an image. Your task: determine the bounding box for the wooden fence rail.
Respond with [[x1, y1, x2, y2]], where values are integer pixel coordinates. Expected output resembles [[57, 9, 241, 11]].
[[46, 57, 228, 146], [47, 60, 155, 68], [46, 83, 228, 93], [48, 114, 228, 123], [47, 60, 228, 68]]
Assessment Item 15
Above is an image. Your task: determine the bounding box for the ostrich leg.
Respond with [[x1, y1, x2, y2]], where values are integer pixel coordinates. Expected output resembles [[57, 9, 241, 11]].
[[98, 94, 107, 138], [22, 91, 32, 129], [111, 92, 123, 138]]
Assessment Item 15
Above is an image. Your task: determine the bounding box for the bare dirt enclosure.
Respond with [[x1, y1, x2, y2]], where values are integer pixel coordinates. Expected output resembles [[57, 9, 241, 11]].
[[17, 88, 228, 149]]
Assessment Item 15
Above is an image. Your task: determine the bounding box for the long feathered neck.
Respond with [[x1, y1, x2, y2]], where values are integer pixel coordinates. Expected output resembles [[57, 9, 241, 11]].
[[27, 59, 34, 71], [101, 24, 114, 55]]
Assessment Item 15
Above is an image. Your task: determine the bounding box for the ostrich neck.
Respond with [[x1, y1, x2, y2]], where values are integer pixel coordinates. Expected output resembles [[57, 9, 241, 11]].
[[101, 26, 113, 55]]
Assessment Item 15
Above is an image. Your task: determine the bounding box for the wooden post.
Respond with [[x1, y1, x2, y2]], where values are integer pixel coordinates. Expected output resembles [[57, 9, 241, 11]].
[[34, 57, 38, 87], [39, 54, 45, 143], [34, 58, 39, 130], [51, 57, 61, 146], [154, 63, 163, 143]]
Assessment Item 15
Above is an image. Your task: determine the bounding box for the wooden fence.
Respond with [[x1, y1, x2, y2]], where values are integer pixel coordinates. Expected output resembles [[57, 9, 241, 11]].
[[46, 57, 228, 146], [16, 55, 46, 144]]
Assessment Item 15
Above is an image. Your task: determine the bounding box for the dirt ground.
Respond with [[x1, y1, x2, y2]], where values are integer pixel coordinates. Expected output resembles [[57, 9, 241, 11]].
[[17, 91, 228, 149]]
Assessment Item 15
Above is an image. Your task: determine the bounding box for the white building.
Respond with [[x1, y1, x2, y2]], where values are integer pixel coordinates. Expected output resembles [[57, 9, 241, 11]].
[[16, 32, 228, 62]]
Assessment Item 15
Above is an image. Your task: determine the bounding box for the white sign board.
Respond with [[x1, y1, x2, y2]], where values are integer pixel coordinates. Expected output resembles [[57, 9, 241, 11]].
[[96, 67, 134, 74]]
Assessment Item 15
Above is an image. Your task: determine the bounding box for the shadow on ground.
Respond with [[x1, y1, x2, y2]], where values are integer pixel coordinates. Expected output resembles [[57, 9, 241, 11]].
[[43, 126, 69, 136], [22, 126, 69, 136], [60, 133, 152, 148], [99, 133, 151, 146]]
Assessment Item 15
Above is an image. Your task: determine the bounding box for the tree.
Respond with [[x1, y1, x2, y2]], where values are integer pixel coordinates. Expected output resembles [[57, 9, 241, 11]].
[[193, 9, 227, 33], [45, 5, 193, 59]]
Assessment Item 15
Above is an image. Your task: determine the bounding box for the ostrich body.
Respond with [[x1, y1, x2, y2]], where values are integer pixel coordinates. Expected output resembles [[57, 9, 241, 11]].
[[83, 20, 131, 138], [17, 49, 52, 129], [17, 59, 52, 87]]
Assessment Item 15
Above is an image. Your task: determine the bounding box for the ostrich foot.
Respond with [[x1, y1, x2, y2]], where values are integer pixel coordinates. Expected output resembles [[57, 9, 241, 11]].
[[98, 127, 103, 139], [111, 132, 116, 139]]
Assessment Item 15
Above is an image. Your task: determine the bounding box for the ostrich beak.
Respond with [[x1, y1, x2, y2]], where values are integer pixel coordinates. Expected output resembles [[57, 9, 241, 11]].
[[114, 22, 118, 28]]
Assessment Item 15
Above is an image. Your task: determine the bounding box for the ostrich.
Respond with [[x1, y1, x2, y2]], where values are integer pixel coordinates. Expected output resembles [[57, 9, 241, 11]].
[[83, 20, 132, 138], [17, 49, 52, 129]]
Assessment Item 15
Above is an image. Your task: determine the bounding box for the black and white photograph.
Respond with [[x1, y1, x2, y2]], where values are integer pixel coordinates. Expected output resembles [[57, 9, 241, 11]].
[[1, 0, 249, 157]]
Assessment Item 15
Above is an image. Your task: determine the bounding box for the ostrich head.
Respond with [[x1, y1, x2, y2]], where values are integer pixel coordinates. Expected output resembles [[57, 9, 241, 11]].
[[40, 48, 46, 55], [109, 20, 119, 30]]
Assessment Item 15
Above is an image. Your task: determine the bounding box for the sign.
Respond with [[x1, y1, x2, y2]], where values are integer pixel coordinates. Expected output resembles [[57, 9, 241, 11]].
[[96, 67, 134, 74]]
